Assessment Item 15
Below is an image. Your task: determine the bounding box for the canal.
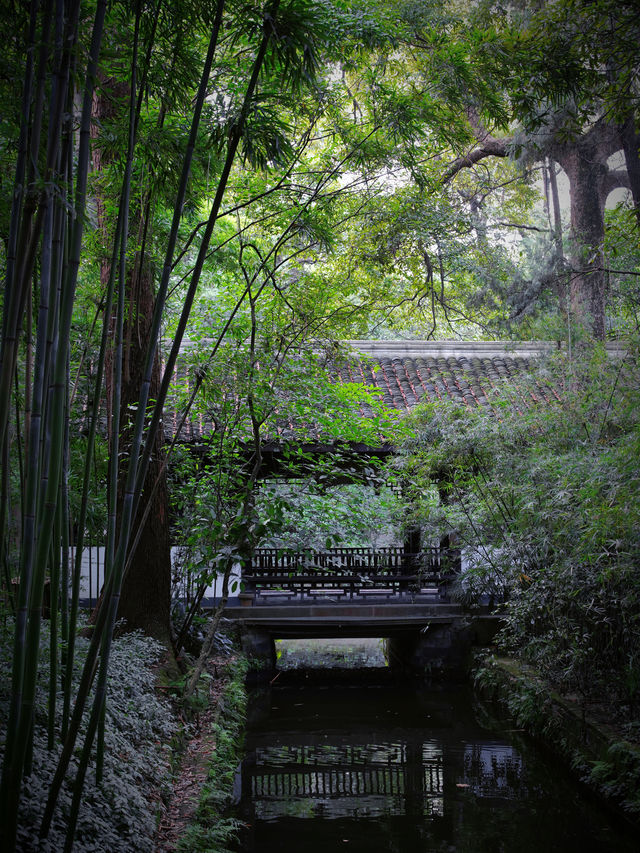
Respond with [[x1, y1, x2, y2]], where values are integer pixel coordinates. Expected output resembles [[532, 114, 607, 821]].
[[235, 641, 636, 853]]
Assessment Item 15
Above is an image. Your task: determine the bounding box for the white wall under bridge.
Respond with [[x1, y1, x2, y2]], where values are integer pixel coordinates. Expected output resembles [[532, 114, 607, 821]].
[[72, 546, 239, 610]]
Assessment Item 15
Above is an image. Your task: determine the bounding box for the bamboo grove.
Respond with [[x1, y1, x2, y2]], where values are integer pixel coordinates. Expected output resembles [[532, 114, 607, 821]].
[[0, 1, 341, 848]]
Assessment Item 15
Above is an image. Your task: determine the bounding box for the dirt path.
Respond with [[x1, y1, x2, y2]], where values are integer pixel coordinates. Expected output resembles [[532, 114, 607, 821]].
[[154, 655, 232, 852], [155, 640, 386, 849]]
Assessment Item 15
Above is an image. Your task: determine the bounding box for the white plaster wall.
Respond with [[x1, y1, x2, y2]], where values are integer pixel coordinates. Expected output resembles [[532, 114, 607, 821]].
[[73, 546, 240, 607]]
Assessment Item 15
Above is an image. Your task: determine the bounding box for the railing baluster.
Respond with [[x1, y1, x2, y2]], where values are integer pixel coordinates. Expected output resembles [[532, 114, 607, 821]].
[[247, 545, 455, 601]]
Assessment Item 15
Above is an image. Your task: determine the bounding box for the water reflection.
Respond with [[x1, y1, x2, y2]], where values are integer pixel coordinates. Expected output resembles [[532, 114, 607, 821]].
[[237, 675, 635, 853], [247, 738, 447, 820]]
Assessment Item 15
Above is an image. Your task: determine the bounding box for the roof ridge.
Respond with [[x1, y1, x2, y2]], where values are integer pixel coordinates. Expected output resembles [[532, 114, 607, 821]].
[[342, 340, 626, 358]]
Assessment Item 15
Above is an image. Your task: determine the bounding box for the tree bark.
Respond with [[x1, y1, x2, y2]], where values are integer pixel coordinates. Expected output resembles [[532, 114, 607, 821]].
[[554, 145, 607, 340], [443, 114, 629, 340], [114, 263, 172, 644], [619, 117, 640, 228], [551, 120, 622, 341], [92, 77, 172, 644], [442, 136, 509, 185], [546, 158, 567, 317]]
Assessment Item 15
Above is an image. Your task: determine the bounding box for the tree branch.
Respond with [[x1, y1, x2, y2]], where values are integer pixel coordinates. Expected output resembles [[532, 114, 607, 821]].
[[442, 137, 510, 184], [603, 168, 630, 197]]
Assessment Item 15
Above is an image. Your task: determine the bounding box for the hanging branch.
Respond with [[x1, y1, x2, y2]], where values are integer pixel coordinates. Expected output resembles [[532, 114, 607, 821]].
[[126, 126, 383, 572], [135, 0, 283, 508]]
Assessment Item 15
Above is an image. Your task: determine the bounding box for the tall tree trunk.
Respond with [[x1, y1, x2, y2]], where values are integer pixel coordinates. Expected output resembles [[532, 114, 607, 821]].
[[546, 158, 567, 318], [552, 122, 622, 341], [444, 116, 627, 341], [619, 117, 640, 229], [92, 78, 172, 644], [114, 262, 172, 644], [556, 144, 608, 340]]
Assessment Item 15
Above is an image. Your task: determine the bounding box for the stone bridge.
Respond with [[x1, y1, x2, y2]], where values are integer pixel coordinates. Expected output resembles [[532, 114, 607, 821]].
[[170, 341, 554, 672], [222, 546, 500, 676]]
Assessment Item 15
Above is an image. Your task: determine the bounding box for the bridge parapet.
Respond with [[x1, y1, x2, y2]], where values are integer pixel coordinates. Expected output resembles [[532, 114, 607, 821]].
[[241, 546, 459, 604]]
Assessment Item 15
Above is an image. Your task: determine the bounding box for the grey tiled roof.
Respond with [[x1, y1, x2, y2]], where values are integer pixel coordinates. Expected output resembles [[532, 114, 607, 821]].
[[327, 340, 568, 420], [167, 341, 561, 444], [334, 353, 539, 414]]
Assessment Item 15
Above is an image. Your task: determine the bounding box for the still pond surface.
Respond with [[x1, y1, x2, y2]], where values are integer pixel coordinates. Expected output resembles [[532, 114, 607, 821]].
[[236, 643, 636, 853]]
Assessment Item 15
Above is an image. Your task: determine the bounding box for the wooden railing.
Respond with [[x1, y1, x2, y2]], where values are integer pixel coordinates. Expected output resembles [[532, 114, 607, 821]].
[[242, 546, 459, 599]]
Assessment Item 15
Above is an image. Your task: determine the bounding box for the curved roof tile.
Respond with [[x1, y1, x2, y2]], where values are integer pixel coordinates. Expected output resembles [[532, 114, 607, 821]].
[[165, 341, 601, 442]]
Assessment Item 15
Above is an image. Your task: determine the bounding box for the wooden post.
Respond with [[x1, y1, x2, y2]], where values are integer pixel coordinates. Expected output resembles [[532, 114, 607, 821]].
[[402, 525, 421, 591]]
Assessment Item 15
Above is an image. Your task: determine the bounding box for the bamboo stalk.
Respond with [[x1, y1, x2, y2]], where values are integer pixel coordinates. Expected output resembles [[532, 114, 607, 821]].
[[58, 107, 73, 703], [48, 498, 62, 751], [135, 0, 281, 513], [62, 221, 122, 736], [0, 184, 55, 825], [41, 0, 226, 836], [0, 1, 104, 848], [0, 0, 41, 455], [61, 2, 283, 836], [17, 0, 82, 784], [60, 376, 70, 698], [131, 0, 228, 504], [96, 0, 144, 788]]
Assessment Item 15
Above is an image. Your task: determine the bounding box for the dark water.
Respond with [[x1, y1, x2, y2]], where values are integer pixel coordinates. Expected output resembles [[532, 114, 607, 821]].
[[236, 669, 637, 853]]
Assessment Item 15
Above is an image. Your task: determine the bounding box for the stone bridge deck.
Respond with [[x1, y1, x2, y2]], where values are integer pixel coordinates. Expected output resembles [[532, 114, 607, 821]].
[[222, 596, 466, 638], [223, 594, 501, 675]]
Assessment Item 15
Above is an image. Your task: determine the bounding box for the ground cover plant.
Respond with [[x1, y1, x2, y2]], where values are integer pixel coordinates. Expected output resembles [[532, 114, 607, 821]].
[[174, 657, 248, 853], [0, 616, 176, 852]]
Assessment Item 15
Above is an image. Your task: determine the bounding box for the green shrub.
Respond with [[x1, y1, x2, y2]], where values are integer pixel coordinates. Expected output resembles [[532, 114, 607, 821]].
[[176, 658, 248, 853], [403, 345, 640, 713], [0, 619, 176, 852]]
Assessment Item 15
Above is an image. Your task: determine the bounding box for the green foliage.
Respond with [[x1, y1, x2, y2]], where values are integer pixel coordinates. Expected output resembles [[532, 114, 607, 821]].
[[2, 0, 363, 844], [2, 0, 639, 844], [590, 741, 640, 816], [475, 656, 640, 817], [168, 354, 405, 622], [402, 345, 640, 710], [483, 0, 640, 132], [167, 310, 407, 625], [604, 206, 640, 334], [0, 617, 176, 852], [256, 479, 401, 550], [176, 658, 248, 853]]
